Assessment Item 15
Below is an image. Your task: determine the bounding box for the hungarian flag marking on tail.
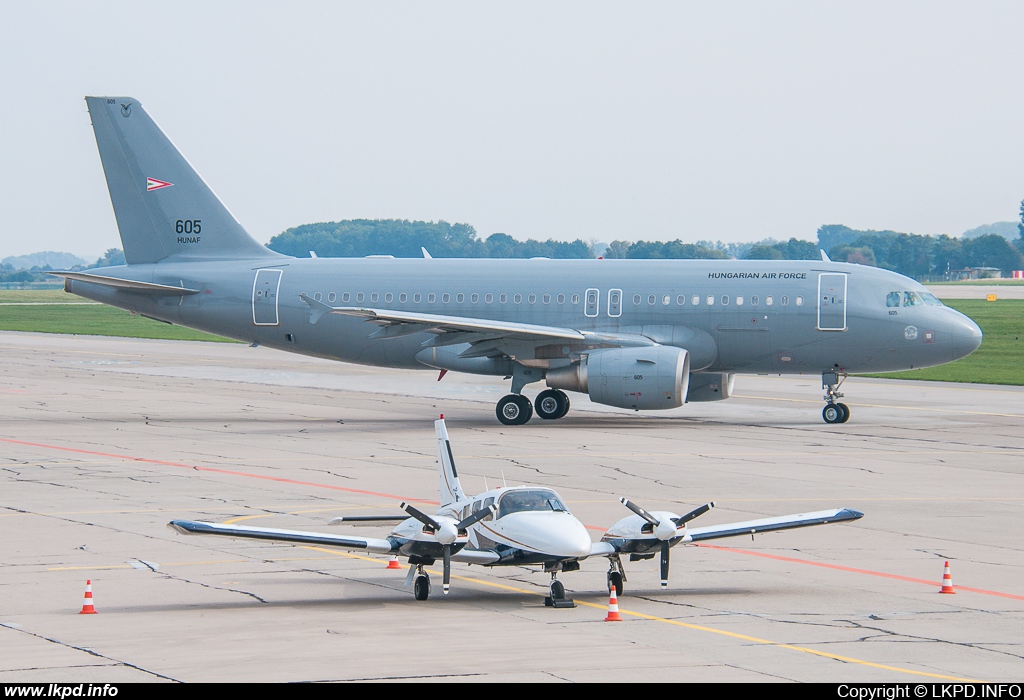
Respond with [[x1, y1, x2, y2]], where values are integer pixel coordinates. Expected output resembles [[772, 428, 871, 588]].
[[146, 177, 173, 191]]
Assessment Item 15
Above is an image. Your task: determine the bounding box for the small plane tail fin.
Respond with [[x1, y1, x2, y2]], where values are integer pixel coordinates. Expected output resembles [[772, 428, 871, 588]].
[[85, 97, 284, 265], [436, 415, 466, 506]]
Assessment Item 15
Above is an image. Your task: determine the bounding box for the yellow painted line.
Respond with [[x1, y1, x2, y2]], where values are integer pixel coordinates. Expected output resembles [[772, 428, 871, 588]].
[[302, 545, 980, 682], [47, 556, 336, 571]]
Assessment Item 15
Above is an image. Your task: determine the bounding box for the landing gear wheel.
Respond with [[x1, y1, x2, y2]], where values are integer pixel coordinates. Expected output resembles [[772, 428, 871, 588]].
[[836, 403, 850, 423], [822, 404, 844, 424], [413, 574, 430, 601], [496, 394, 533, 425], [549, 579, 565, 601], [534, 389, 570, 420], [607, 571, 624, 597]]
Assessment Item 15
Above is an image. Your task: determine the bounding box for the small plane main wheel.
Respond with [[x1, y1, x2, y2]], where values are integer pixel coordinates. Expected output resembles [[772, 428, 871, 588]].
[[535, 389, 570, 420], [549, 579, 566, 601], [496, 394, 533, 425], [836, 403, 851, 423], [822, 403, 843, 424], [607, 571, 623, 597], [414, 575, 430, 601]]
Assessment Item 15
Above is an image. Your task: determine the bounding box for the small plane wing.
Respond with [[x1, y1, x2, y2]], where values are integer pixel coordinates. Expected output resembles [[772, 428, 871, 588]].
[[685, 507, 863, 542], [168, 519, 397, 553], [327, 515, 408, 528], [49, 271, 200, 295]]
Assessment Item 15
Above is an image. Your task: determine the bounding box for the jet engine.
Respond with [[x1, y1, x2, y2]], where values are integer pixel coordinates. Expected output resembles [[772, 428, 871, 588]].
[[545, 346, 690, 410]]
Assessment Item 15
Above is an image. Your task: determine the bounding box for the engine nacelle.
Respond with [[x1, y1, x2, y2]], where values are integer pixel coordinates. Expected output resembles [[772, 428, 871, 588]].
[[686, 372, 735, 402], [546, 346, 690, 410]]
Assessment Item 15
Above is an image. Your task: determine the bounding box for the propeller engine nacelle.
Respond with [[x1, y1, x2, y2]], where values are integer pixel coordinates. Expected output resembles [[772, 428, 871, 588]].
[[546, 346, 690, 410]]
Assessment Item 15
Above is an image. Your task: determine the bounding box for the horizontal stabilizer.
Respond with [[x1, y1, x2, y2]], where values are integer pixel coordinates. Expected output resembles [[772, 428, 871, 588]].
[[49, 271, 199, 295], [168, 519, 396, 553]]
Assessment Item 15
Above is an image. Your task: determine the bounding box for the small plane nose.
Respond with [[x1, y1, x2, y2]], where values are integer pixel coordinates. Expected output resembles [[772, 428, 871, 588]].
[[948, 311, 983, 361]]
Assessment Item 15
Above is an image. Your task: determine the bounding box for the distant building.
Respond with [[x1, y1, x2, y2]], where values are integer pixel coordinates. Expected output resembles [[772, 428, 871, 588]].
[[947, 266, 1003, 281]]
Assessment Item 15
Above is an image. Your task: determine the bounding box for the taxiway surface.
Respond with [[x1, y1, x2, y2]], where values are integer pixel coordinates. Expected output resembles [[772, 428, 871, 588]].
[[1, 332, 1022, 682]]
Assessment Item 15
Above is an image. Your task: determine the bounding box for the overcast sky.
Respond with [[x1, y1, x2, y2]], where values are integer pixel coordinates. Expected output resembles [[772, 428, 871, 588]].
[[2, 2, 1023, 261]]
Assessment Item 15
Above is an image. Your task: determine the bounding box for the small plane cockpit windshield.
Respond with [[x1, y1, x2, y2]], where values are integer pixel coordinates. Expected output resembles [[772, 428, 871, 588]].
[[497, 489, 568, 519]]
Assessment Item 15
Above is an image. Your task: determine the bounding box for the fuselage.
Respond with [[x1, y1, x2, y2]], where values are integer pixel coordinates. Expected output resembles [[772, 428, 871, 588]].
[[66, 256, 983, 376]]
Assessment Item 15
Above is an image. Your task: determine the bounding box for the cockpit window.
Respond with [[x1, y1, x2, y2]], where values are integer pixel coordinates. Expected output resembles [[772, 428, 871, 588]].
[[886, 292, 901, 307], [903, 291, 925, 307], [920, 291, 944, 307], [496, 489, 567, 518]]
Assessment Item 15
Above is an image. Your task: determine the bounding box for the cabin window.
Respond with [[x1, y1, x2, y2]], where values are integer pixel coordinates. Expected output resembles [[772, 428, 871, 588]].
[[485, 293, 493, 303], [471, 293, 479, 303], [795, 296, 803, 306], [543, 293, 551, 304], [887, 292, 901, 307], [648, 294, 656, 305], [427, 293, 436, 303], [750, 295, 758, 306], [765, 296, 773, 306], [633, 294, 642, 305], [456, 293, 465, 303], [370, 292, 379, 302], [692, 295, 700, 305], [327, 292, 336, 303], [413, 293, 421, 303], [514, 293, 522, 304], [384, 292, 393, 303], [356, 292, 365, 302], [342, 292, 350, 302], [313, 292, 322, 302], [557, 294, 565, 304], [528, 294, 537, 304], [706, 295, 715, 305], [781, 295, 789, 305], [676, 295, 685, 305], [442, 293, 450, 303], [662, 295, 670, 305], [482, 496, 495, 521], [571, 294, 580, 305], [721, 295, 729, 305], [735, 295, 743, 306], [499, 293, 508, 303], [399, 293, 407, 303]]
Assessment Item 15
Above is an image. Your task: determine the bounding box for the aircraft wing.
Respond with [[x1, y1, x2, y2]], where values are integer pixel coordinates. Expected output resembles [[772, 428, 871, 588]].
[[299, 294, 656, 349], [168, 519, 397, 553], [685, 508, 863, 542]]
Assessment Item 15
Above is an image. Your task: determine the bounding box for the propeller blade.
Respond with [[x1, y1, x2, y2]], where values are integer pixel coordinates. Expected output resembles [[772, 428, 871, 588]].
[[660, 541, 670, 587], [442, 545, 451, 595], [620, 497, 660, 526], [456, 504, 496, 530], [401, 502, 441, 531], [673, 501, 715, 526]]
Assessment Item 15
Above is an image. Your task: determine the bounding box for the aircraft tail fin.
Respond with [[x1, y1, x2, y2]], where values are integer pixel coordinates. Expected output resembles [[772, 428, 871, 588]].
[[436, 415, 466, 506], [85, 97, 283, 265]]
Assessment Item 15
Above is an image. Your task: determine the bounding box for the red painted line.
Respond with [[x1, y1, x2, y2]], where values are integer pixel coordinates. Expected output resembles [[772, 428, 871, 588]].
[[0, 437, 435, 504], [694, 543, 1024, 601]]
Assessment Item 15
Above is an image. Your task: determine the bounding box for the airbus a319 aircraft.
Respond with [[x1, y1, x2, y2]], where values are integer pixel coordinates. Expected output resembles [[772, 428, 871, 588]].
[[170, 417, 863, 603], [57, 97, 983, 424]]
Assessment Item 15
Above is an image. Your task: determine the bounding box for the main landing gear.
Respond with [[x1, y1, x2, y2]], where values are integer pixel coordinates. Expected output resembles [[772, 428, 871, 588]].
[[412, 564, 431, 601], [822, 371, 851, 424], [607, 555, 625, 597], [495, 389, 571, 425]]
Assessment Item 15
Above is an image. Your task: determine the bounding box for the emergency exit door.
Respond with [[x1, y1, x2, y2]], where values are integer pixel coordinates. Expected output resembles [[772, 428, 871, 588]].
[[253, 269, 283, 326], [817, 273, 847, 331]]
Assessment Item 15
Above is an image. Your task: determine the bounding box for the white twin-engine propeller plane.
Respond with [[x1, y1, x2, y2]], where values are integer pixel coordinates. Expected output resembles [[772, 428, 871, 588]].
[[169, 417, 862, 605]]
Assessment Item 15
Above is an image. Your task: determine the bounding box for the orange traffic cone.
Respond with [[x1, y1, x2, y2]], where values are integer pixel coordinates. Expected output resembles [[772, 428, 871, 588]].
[[604, 588, 622, 622], [939, 561, 956, 594], [386, 556, 402, 570], [79, 580, 98, 614]]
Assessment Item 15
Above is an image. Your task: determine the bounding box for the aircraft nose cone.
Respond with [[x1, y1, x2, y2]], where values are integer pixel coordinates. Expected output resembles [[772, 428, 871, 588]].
[[948, 312, 983, 361]]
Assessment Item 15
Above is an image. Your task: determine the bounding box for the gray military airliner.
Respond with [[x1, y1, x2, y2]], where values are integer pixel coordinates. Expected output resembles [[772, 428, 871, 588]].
[[56, 97, 983, 425]]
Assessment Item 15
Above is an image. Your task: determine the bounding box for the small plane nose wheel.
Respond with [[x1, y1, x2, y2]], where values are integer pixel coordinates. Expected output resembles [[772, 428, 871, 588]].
[[821, 371, 851, 424], [544, 572, 575, 607]]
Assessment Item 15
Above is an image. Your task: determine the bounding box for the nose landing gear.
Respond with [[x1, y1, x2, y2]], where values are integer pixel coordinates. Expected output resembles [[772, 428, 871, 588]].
[[822, 371, 850, 424]]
